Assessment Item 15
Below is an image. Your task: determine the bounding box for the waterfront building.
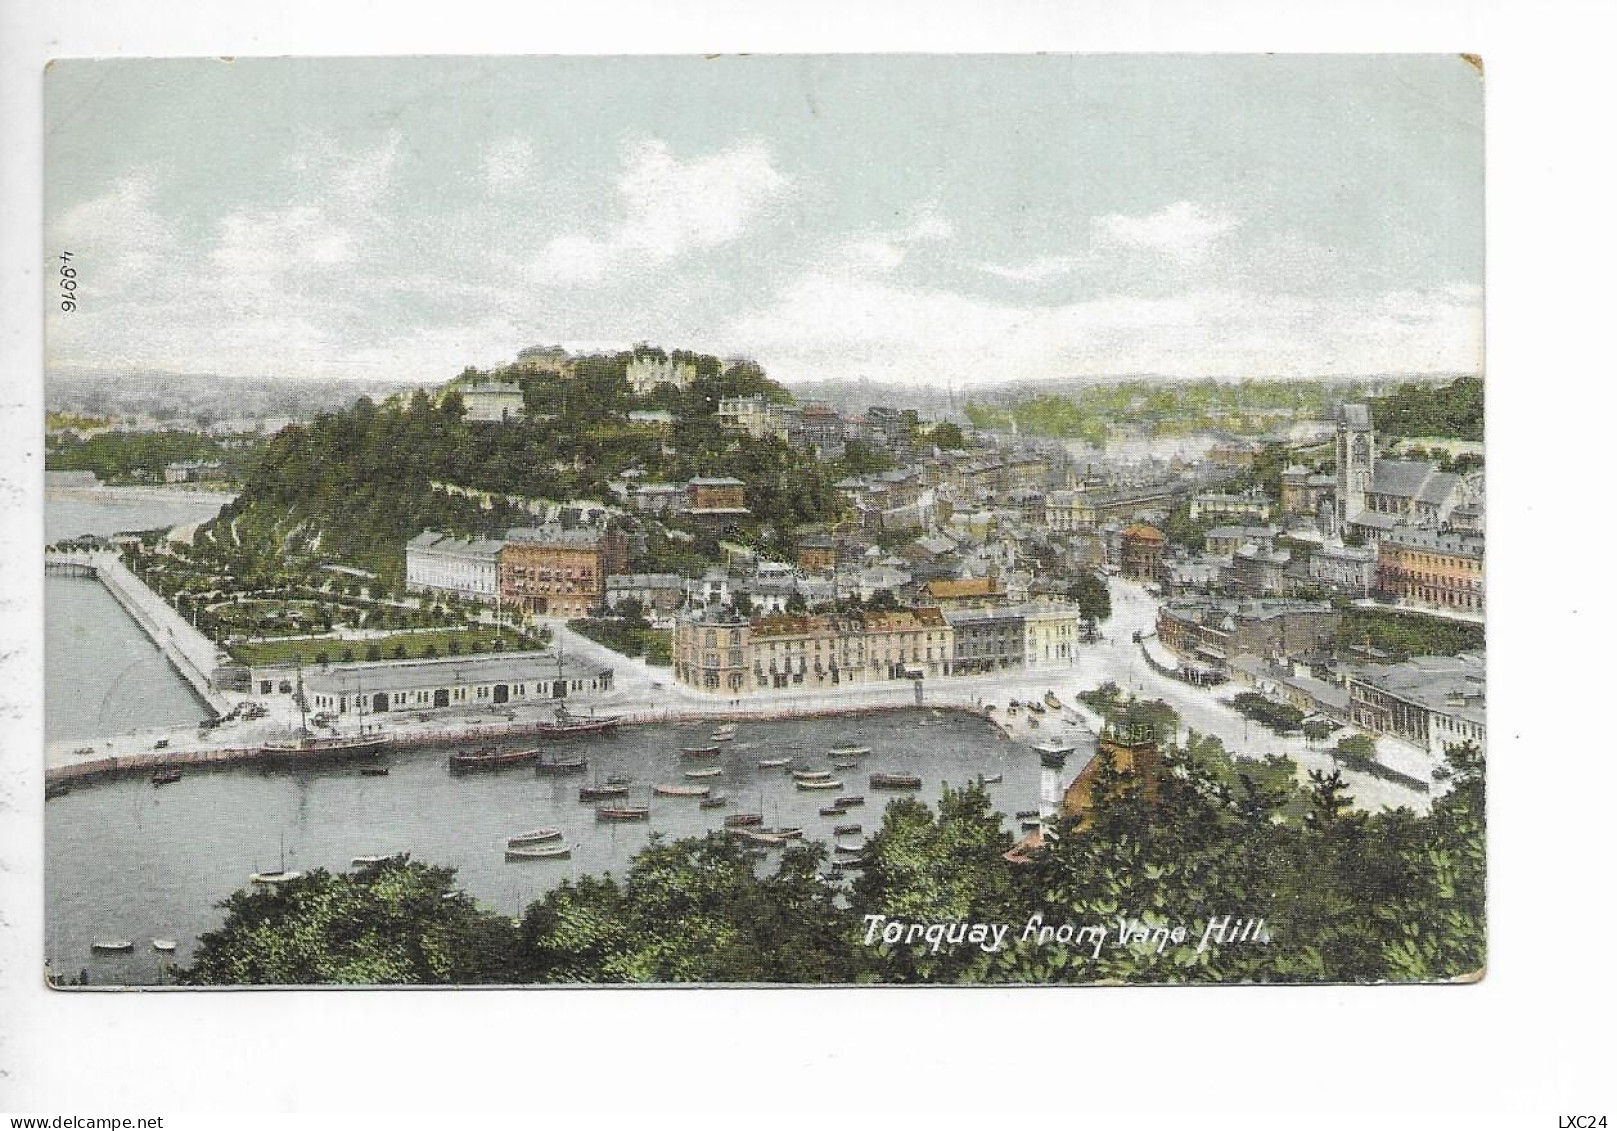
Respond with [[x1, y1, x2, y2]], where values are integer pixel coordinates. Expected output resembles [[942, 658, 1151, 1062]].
[[458, 381, 526, 423], [1020, 602, 1081, 667], [405, 530, 505, 602], [945, 607, 1025, 673], [499, 525, 629, 619], [1346, 652, 1486, 757], [1156, 597, 1340, 668], [299, 653, 613, 717], [1375, 527, 1485, 614]]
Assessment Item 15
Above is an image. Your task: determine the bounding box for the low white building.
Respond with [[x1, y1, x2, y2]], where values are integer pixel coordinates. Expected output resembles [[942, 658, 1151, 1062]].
[[300, 653, 614, 717], [458, 381, 526, 423], [405, 530, 504, 602]]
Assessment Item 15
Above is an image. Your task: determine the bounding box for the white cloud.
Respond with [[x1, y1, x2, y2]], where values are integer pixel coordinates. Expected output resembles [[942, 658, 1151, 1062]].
[[532, 139, 789, 285], [1091, 202, 1238, 265], [829, 202, 953, 274], [483, 137, 534, 192], [976, 255, 1082, 282]]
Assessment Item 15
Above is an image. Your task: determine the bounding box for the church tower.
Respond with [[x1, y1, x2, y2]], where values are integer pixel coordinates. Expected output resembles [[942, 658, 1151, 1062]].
[[1335, 403, 1375, 529]]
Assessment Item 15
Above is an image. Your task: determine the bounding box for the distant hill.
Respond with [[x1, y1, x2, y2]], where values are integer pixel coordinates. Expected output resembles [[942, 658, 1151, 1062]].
[[44, 367, 417, 428]]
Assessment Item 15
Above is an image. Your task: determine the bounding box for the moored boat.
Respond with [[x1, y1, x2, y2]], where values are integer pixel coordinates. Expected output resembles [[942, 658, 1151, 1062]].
[[795, 778, 842, 791], [729, 828, 787, 846], [833, 823, 863, 836], [259, 731, 391, 761], [249, 869, 303, 885], [724, 812, 763, 827], [1044, 691, 1062, 710], [151, 939, 177, 953], [91, 939, 134, 954], [681, 745, 721, 758], [605, 773, 633, 785], [450, 746, 536, 772], [537, 714, 620, 739], [713, 723, 738, 740], [792, 769, 832, 781], [833, 840, 864, 854], [579, 783, 629, 801], [1020, 818, 1043, 830], [756, 758, 791, 769], [684, 767, 723, 779], [835, 795, 865, 808], [829, 744, 871, 758], [506, 828, 564, 847], [360, 765, 390, 777], [1014, 808, 1039, 819], [535, 755, 589, 774], [352, 852, 409, 867], [151, 769, 182, 787], [700, 794, 729, 809], [870, 772, 922, 790], [505, 843, 573, 861], [978, 773, 1004, 784], [830, 759, 860, 770], [653, 783, 711, 797], [596, 805, 651, 821], [760, 826, 804, 839], [819, 805, 846, 817]]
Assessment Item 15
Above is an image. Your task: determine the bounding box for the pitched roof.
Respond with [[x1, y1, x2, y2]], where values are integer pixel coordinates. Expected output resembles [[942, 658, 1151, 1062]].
[[922, 577, 1003, 599]]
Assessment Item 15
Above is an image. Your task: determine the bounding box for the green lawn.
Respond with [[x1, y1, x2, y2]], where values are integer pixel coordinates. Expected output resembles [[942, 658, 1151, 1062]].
[[229, 627, 530, 667]]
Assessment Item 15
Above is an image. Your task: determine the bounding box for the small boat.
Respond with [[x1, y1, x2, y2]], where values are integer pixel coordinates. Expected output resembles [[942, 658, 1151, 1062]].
[[250, 869, 302, 885], [151, 769, 182, 787], [535, 755, 588, 774], [729, 829, 787, 847], [653, 783, 711, 797], [91, 940, 134, 954], [1027, 700, 1046, 714], [1020, 818, 1043, 831], [684, 767, 723, 779], [756, 758, 791, 769], [1027, 716, 1041, 728], [579, 783, 630, 801], [505, 843, 573, 861], [758, 827, 804, 840], [829, 744, 871, 758], [835, 796, 865, 808], [819, 805, 846, 817], [506, 828, 564, 847], [152, 939, 177, 953], [537, 714, 620, 738], [605, 773, 634, 785], [795, 778, 843, 791], [359, 765, 390, 777], [1044, 691, 1063, 710], [870, 773, 922, 790], [830, 759, 860, 770], [1015, 809, 1039, 819], [792, 769, 832, 781], [700, 794, 729, 809], [839, 856, 867, 868], [450, 746, 536, 772], [724, 812, 763, 828], [834, 841, 864, 854], [682, 745, 721, 758], [596, 805, 651, 821], [833, 823, 863, 836], [979, 773, 1004, 785], [711, 725, 737, 742], [352, 852, 408, 867]]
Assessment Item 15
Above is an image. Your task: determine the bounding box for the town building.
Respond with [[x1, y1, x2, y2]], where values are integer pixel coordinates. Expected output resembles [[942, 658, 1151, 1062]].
[[1120, 524, 1168, 583], [1375, 527, 1485, 614], [604, 573, 685, 619], [1156, 598, 1341, 668], [916, 577, 1006, 611], [625, 354, 698, 396], [718, 394, 789, 440], [405, 530, 505, 602], [1334, 403, 1475, 541], [1346, 652, 1486, 757], [499, 525, 629, 619], [1224, 540, 1292, 598], [511, 345, 575, 376], [686, 477, 751, 529], [795, 535, 839, 575], [1308, 542, 1378, 596], [1019, 603, 1081, 667], [945, 608, 1025, 673], [1205, 525, 1282, 559], [162, 459, 228, 484], [628, 482, 689, 515], [459, 381, 526, 423], [1189, 488, 1274, 523], [299, 653, 613, 717], [1280, 465, 1336, 516]]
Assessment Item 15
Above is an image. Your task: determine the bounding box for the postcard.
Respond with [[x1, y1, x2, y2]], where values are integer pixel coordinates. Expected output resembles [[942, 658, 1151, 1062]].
[[41, 54, 1484, 988]]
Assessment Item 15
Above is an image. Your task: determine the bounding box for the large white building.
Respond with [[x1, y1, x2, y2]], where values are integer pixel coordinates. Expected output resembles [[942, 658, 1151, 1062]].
[[299, 653, 614, 717], [405, 531, 505, 602], [626, 355, 698, 396], [459, 381, 526, 423]]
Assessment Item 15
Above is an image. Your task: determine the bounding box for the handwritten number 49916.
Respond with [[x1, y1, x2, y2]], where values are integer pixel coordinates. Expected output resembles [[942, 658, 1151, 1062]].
[[59, 251, 77, 312]]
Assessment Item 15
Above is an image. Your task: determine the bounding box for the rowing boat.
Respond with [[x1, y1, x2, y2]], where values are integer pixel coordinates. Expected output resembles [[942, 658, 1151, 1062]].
[[505, 843, 572, 861], [795, 778, 842, 791], [653, 783, 711, 798]]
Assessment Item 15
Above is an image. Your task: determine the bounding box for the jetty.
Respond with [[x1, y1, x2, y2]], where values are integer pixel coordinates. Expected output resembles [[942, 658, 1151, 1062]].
[[46, 551, 233, 716]]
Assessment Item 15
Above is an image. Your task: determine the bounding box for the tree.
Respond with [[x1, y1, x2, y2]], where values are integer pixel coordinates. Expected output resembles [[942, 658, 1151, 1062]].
[[1334, 733, 1377, 759], [926, 421, 967, 450], [785, 590, 807, 614], [177, 860, 521, 985]]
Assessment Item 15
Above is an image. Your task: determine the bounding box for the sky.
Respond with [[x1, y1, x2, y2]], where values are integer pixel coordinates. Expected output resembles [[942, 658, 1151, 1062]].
[[44, 55, 1483, 388]]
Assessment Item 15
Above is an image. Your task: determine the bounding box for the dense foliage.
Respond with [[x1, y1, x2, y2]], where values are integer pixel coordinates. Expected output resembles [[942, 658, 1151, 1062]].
[[178, 739, 1485, 986], [1337, 607, 1486, 661], [45, 429, 264, 485], [1231, 692, 1306, 734], [1369, 377, 1484, 441]]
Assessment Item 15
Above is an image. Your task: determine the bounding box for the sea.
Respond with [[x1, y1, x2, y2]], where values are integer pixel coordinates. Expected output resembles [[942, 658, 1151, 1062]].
[[42, 480, 1081, 985]]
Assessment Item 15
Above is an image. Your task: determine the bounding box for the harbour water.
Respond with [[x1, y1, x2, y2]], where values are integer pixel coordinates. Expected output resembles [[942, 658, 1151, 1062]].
[[44, 481, 229, 741], [44, 712, 1078, 985]]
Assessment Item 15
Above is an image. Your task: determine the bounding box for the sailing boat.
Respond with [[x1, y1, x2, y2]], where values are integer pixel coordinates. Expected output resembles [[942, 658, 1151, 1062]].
[[258, 661, 389, 763], [250, 833, 302, 885]]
